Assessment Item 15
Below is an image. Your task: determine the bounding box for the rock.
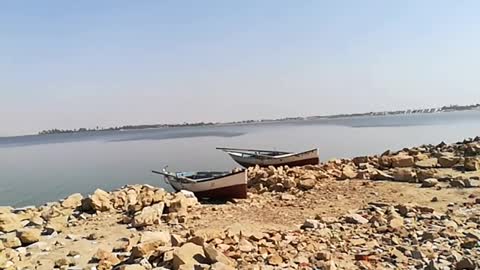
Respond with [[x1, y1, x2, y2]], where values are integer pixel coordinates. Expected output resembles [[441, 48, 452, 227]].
[[298, 179, 316, 190], [393, 168, 416, 182], [131, 241, 168, 259], [17, 228, 41, 245], [464, 157, 480, 171], [340, 165, 357, 180], [210, 262, 236, 270], [238, 238, 254, 252], [0, 213, 22, 233], [391, 155, 414, 168], [172, 242, 206, 270], [1, 234, 22, 248], [415, 158, 438, 169], [115, 265, 147, 270], [417, 169, 438, 182], [203, 244, 236, 266], [61, 193, 84, 209], [421, 178, 439, 188], [268, 254, 283, 266], [280, 194, 296, 201], [82, 189, 112, 212], [302, 219, 324, 229], [450, 179, 466, 188], [54, 257, 72, 267], [44, 216, 67, 234], [140, 231, 171, 245], [371, 170, 394, 181], [92, 248, 120, 265], [132, 203, 164, 228], [379, 156, 392, 168], [456, 257, 476, 270], [388, 217, 404, 230], [316, 251, 332, 261], [344, 214, 368, 224], [438, 154, 460, 168], [352, 156, 369, 166]]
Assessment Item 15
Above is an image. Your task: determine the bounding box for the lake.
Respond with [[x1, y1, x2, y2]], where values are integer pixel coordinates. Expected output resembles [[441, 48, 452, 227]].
[[1, 110, 480, 207]]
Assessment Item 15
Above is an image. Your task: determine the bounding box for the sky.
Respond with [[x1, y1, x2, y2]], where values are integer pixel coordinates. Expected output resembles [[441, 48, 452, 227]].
[[1, 1, 480, 136]]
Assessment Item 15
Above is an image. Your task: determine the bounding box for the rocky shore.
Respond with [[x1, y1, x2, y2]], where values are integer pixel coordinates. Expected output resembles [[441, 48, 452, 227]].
[[1, 137, 480, 270]]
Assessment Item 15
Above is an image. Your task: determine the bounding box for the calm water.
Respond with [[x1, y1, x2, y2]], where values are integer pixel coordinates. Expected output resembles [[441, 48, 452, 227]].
[[1, 111, 480, 207]]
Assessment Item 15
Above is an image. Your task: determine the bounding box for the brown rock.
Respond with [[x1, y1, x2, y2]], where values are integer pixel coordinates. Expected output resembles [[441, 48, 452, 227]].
[[82, 189, 112, 212], [132, 203, 164, 228], [172, 242, 206, 270], [438, 154, 460, 168], [116, 265, 147, 270], [415, 158, 438, 169], [17, 228, 41, 245], [391, 155, 414, 168], [456, 257, 476, 270], [210, 262, 236, 270], [238, 238, 254, 252], [203, 244, 236, 266], [61, 193, 84, 209], [298, 179, 316, 190], [392, 168, 416, 182], [1, 233, 22, 248], [371, 170, 394, 181], [92, 248, 120, 265], [0, 213, 22, 233], [268, 254, 283, 266], [421, 178, 439, 188], [464, 157, 480, 171], [340, 165, 357, 180], [344, 214, 368, 224]]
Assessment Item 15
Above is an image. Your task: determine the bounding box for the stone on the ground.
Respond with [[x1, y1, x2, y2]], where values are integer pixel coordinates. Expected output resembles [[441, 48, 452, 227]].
[[340, 165, 357, 179], [82, 189, 112, 212], [344, 214, 368, 224], [1, 233, 22, 248], [17, 228, 41, 245], [116, 265, 147, 270], [203, 244, 236, 266], [302, 219, 324, 229], [421, 178, 439, 188], [371, 170, 394, 181], [132, 203, 164, 228], [298, 179, 316, 190], [438, 154, 460, 168], [92, 248, 120, 265], [393, 168, 416, 182], [0, 213, 22, 233], [464, 157, 480, 171], [61, 193, 84, 209], [391, 155, 414, 168], [456, 257, 476, 270], [210, 262, 236, 270], [172, 242, 206, 270], [415, 158, 438, 169]]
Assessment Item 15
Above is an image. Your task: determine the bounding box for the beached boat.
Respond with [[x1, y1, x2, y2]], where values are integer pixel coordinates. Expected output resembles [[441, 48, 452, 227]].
[[216, 147, 319, 168], [152, 168, 247, 199]]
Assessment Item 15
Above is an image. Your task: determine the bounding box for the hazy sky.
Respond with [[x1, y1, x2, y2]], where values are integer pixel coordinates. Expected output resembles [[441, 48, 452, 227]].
[[1, 1, 480, 136]]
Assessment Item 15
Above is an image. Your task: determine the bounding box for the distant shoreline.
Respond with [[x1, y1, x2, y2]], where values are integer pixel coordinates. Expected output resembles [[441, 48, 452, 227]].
[[35, 103, 480, 136]]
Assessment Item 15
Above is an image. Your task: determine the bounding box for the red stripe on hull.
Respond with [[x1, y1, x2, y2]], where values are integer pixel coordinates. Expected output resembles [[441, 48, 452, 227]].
[[236, 157, 319, 168], [193, 184, 248, 199]]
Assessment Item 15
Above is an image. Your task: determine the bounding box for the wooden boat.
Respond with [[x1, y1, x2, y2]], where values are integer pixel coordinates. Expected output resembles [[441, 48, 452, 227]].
[[152, 168, 247, 199], [217, 147, 319, 168]]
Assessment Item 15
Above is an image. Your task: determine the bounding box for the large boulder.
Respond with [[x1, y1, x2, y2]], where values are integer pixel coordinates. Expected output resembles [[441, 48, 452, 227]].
[[82, 189, 112, 212], [172, 242, 207, 270], [464, 157, 480, 171], [1, 233, 22, 248], [132, 203, 164, 228], [61, 193, 83, 209], [393, 168, 416, 182], [415, 158, 438, 169], [352, 156, 369, 166], [390, 155, 414, 168], [417, 169, 438, 182], [17, 228, 41, 245], [371, 170, 394, 181], [340, 165, 357, 180], [438, 154, 460, 168], [298, 179, 316, 190], [204, 244, 236, 267], [0, 213, 22, 233]]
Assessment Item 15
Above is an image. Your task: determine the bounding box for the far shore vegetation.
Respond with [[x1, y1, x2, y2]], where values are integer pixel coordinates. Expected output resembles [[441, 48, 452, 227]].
[[38, 103, 480, 135]]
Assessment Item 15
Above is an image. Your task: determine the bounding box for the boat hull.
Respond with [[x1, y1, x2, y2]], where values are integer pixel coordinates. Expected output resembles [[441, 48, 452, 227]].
[[228, 149, 319, 168], [166, 170, 247, 199]]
